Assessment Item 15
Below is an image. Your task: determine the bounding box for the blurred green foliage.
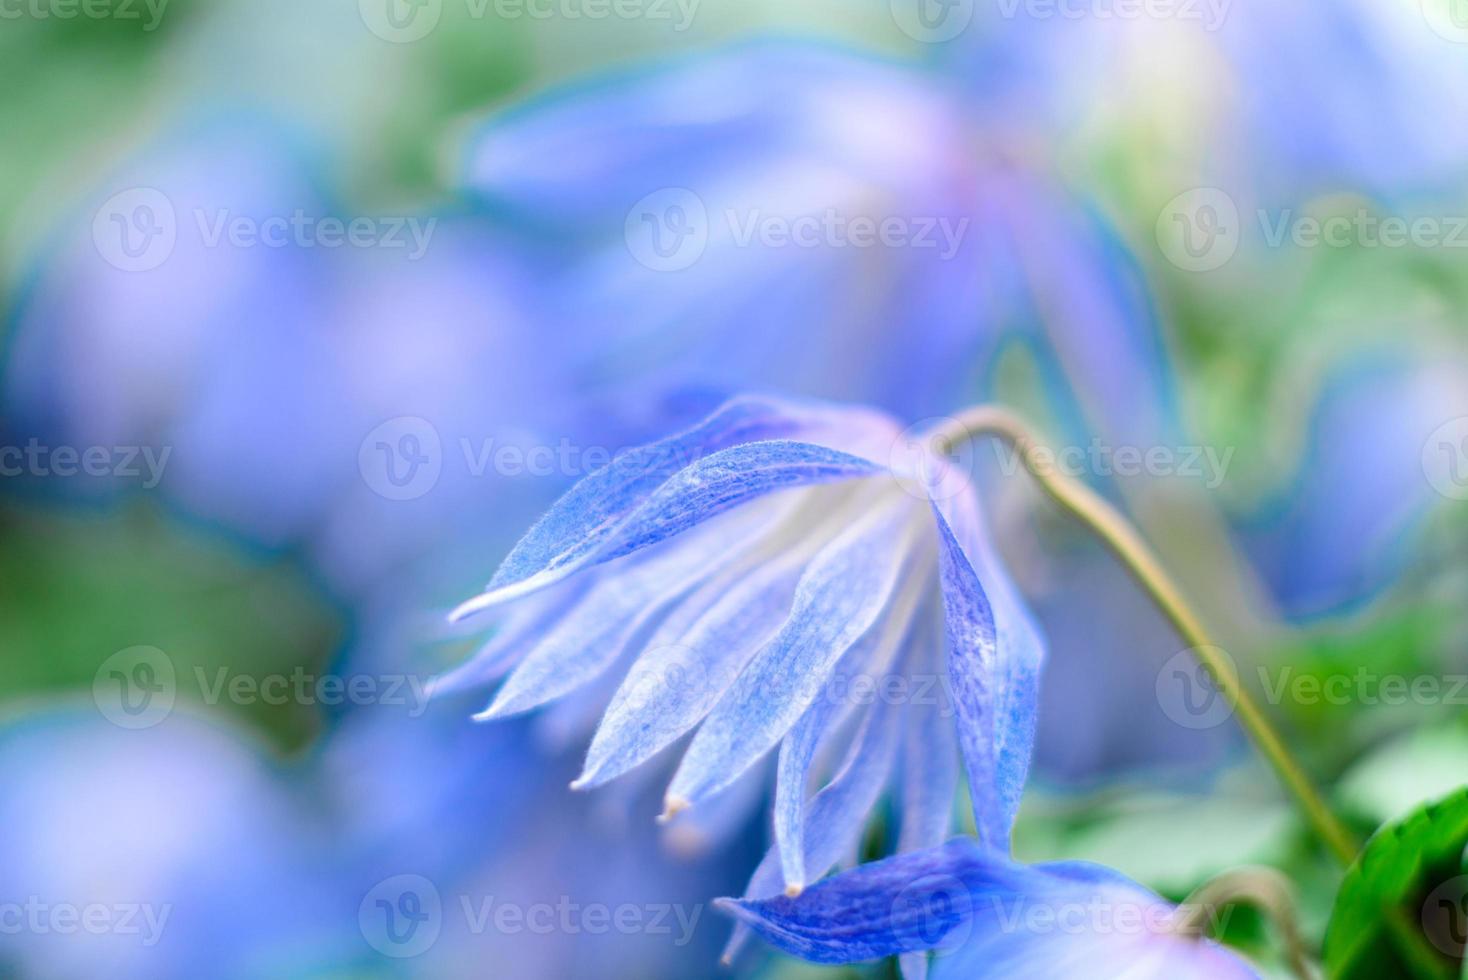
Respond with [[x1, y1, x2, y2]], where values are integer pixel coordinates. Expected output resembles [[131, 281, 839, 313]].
[[0, 498, 343, 753]]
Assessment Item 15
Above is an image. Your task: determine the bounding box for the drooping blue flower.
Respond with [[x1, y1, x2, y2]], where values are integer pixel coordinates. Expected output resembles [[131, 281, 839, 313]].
[[458, 42, 1170, 429], [441, 393, 1047, 907], [719, 837, 1260, 979]]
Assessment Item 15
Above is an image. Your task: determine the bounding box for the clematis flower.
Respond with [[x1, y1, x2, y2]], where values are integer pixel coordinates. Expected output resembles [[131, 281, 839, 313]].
[[719, 837, 1260, 979], [441, 393, 1046, 905]]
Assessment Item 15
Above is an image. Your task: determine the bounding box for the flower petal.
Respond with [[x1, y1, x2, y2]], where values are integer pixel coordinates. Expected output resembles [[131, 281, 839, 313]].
[[429, 576, 594, 697], [718, 838, 1032, 964], [665, 499, 919, 810], [453, 394, 868, 617], [898, 604, 958, 856], [721, 839, 1260, 979], [595, 439, 881, 568], [775, 567, 931, 893], [928, 475, 1044, 852], [724, 695, 905, 963], [574, 511, 823, 788], [478, 501, 776, 719]]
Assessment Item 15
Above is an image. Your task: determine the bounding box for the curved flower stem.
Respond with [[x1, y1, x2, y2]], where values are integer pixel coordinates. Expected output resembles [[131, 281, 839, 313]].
[[935, 407, 1360, 868], [1170, 868, 1312, 979]]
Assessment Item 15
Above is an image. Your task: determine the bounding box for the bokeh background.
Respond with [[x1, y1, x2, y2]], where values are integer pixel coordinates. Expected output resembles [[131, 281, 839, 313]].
[[3, 1, 1468, 977]]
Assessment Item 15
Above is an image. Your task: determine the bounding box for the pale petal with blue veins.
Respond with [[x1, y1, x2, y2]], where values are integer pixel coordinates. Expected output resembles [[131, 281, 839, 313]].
[[665, 499, 922, 810]]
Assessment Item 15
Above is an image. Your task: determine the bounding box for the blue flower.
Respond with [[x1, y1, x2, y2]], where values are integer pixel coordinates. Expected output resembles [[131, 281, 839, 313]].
[[719, 837, 1260, 979], [459, 43, 1167, 428], [441, 393, 1046, 902]]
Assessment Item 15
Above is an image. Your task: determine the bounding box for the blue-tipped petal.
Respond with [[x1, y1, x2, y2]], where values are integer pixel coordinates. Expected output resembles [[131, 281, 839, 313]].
[[595, 440, 880, 567], [775, 569, 930, 893], [724, 695, 904, 963], [454, 395, 840, 616], [928, 468, 1044, 852], [480, 503, 774, 719], [576, 543, 810, 789], [929, 505, 1007, 849], [721, 839, 1260, 979], [666, 500, 919, 809], [898, 606, 958, 855], [430, 576, 594, 698], [719, 838, 1030, 964]]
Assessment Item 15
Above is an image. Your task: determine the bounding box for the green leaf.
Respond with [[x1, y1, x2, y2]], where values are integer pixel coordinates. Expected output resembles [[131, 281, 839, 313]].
[[1324, 787, 1468, 980]]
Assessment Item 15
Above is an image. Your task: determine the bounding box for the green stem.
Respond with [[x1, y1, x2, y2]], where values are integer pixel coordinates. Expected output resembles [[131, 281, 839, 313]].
[[935, 407, 1361, 868]]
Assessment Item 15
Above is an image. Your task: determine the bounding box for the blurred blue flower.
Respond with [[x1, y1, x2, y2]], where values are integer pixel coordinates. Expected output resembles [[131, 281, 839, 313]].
[[0, 710, 347, 980], [720, 837, 1259, 979], [1216, 0, 1468, 200], [459, 42, 1167, 428], [442, 394, 1046, 901], [2, 119, 588, 600]]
